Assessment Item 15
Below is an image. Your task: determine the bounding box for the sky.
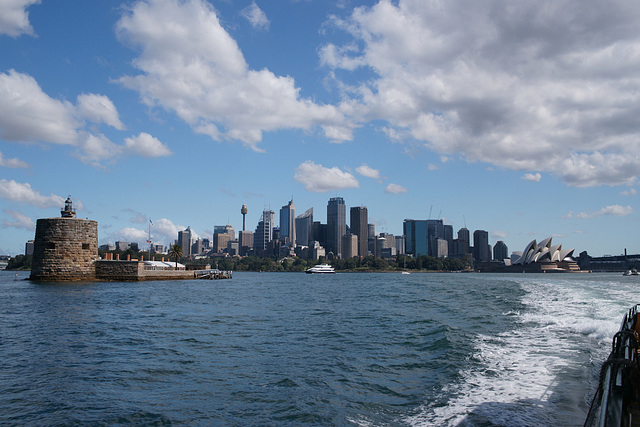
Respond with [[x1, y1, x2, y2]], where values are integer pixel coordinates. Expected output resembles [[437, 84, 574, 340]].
[[1, 0, 639, 258]]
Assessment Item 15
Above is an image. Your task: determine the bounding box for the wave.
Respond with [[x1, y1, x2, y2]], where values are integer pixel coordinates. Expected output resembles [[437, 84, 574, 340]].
[[406, 274, 632, 426]]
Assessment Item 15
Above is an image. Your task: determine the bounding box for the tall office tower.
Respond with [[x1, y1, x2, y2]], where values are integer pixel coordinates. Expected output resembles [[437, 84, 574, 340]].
[[253, 210, 275, 253], [395, 235, 405, 255], [279, 199, 296, 246], [312, 221, 327, 249], [426, 219, 444, 257], [494, 240, 508, 262], [327, 197, 346, 258], [213, 232, 231, 253], [444, 224, 454, 255], [192, 238, 203, 255], [342, 234, 358, 258], [473, 229, 490, 262], [295, 208, 313, 247], [350, 206, 368, 258], [214, 224, 235, 240], [368, 223, 376, 255], [403, 219, 428, 257], [239, 230, 253, 256], [435, 238, 448, 258], [178, 226, 193, 257], [457, 227, 470, 254]]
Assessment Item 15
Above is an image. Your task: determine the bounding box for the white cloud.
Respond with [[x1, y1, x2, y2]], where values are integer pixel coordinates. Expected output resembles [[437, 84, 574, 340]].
[[492, 230, 508, 240], [0, 179, 65, 208], [0, 151, 29, 168], [109, 217, 187, 247], [154, 218, 192, 245], [322, 0, 640, 187], [74, 133, 123, 168], [0, 70, 79, 145], [573, 204, 634, 219], [77, 93, 125, 130], [0, 0, 40, 37], [115, 0, 352, 151], [356, 163, 380, 179], [113, 227, 149, 244], [522, 173, 542, 182], [240, 2, 269, 30], [2, 209, 35, 230], [384, 183, 408, 194], [621, 188, 637, 196], [294, 160, 359, 192], [0, 70, 174, 167], [125, 132, 172, 157]]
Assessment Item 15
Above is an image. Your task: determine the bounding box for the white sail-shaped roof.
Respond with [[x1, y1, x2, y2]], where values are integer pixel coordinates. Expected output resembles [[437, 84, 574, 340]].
[[516, 240, 537, 265], [512, 238, 575, 265]]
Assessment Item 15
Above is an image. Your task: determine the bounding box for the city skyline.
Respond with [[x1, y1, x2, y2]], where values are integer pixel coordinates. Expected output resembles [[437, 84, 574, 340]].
[[1, 0, 640, 258]]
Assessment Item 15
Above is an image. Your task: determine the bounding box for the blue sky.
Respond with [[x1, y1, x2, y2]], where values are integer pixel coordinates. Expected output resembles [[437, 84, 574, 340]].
[[1, 0, 639, 257]]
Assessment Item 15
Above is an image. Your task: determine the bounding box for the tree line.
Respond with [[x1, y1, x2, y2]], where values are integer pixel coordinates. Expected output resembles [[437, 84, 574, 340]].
[[5, 248, 472, 273], [186, 253, 472, 272]]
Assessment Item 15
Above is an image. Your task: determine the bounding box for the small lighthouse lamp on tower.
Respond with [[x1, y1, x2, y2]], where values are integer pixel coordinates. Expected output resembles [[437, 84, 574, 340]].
[[61, 197, 76, 218], [241, 204, 248, 231]]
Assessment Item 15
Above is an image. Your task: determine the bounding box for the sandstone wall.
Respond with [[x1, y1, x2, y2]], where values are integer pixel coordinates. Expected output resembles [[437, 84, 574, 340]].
[[30, 218, 98, 281], [95, 260, 140, 281]]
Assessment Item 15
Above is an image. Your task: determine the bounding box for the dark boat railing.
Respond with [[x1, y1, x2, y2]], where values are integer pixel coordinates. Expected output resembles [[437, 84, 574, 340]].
[[585, 304, 640, 427]]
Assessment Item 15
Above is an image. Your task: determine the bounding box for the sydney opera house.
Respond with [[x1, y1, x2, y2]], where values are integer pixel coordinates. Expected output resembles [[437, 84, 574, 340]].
[[497, 237, 581, 272]]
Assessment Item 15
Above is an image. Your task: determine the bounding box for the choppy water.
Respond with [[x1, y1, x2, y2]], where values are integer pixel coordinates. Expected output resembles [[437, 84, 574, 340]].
[[0, 271, 633, 426]]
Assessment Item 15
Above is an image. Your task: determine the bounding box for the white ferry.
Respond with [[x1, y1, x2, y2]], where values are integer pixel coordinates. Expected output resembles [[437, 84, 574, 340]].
[[305, 264, 335, 274]]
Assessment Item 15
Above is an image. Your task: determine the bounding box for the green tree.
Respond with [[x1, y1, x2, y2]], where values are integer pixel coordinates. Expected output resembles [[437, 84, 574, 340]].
[[168, 244, 183, 270], [7, 254, 32, 270]]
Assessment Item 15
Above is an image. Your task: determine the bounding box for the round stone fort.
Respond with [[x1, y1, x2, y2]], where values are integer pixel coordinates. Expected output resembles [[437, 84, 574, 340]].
[[30, 198, 98, 281]]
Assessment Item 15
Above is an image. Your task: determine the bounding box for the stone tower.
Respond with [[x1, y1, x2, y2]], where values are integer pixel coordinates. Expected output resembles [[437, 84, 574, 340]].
[[30, 198, 98, 281]]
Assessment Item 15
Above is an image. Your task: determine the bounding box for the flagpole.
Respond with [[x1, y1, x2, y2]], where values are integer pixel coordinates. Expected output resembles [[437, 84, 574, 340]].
[[148, 218, 152, 261]]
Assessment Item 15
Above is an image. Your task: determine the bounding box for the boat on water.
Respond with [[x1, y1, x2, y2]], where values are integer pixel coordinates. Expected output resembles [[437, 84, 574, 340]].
[[585, 304, 640, 426], [305, 264, 335, 274], [623, 269, 639, 276]]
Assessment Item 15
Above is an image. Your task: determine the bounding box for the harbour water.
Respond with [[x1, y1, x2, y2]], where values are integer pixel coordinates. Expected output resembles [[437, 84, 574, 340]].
[[0, 271, 632, 426]]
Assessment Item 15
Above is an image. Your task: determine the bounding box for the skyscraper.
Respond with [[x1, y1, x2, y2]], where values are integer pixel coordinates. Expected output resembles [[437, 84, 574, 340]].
[[279, 199, 296, 246], [456, 227, 470, 255], [444, 224, 454, 255], [239, 231, 253, 256], [341, 234, 358, 259], [253, 209, 275, 254], [350, 206, 368, 258], [295, 207, 313, 247], [177, 226, 193, 257], [214, 224, 235, 240], [403, 219, 428, 257], [426, 219, 444, 257], [312, 221, 327, 249], [327, 197, 346, 258], [494, 240, 508, 261], [473, 229, 490, 263]]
